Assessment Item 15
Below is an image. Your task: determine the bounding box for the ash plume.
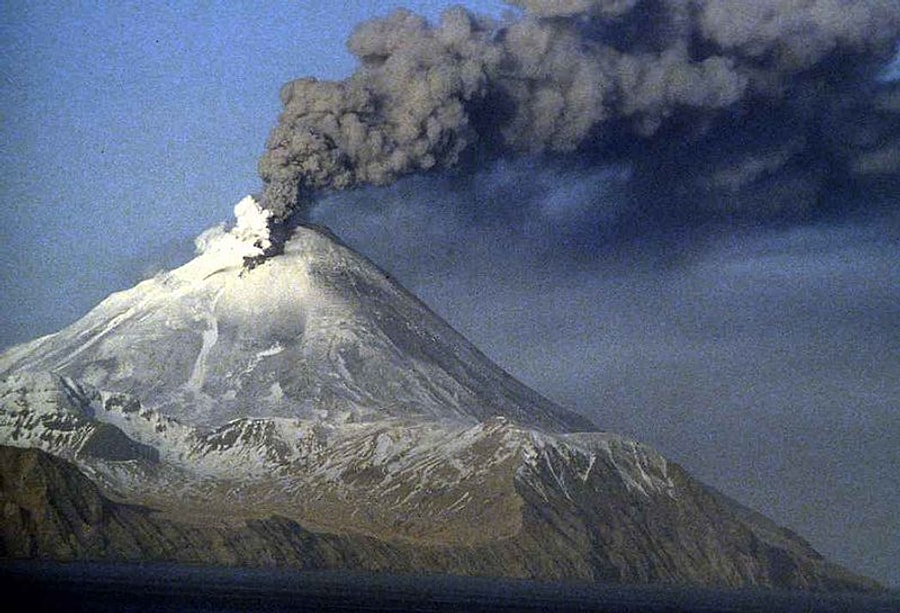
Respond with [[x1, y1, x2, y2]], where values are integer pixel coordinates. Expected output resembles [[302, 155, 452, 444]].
[[258, 0, 900, 226]]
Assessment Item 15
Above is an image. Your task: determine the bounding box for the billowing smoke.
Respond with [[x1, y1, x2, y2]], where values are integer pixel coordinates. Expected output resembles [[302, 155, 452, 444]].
[[258, 0, 900, 226], [251, 1, 900, 585]]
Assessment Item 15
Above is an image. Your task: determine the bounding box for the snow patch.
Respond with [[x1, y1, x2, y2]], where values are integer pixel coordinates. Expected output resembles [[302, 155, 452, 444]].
[[267, 382, 285, 402], [258, 343, 284, 358], [371, 432, 395, 465], [186, 288, 225, 394], [242, 343, 287, 377]]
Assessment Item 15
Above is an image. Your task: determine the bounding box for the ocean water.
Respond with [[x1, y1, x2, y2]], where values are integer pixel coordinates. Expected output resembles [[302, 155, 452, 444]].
[[3, 562, 898, 612]]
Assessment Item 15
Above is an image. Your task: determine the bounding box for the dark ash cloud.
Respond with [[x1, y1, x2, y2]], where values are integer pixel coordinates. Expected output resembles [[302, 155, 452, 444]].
[[258, 0, 900, 587], [258, 0, 900, 227], [309, 169, 900, 587]]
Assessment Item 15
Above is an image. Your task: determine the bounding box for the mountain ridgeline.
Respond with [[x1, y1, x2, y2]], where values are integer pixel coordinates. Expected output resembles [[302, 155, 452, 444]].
[[0, 199, 880, 591]]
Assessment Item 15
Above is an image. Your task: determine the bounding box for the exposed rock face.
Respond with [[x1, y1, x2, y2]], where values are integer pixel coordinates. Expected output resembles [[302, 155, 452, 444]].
[[0, 442, 875, 591], [0, 206, 880, 590]]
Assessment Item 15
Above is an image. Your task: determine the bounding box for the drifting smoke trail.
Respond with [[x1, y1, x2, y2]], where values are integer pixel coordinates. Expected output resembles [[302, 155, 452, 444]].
[[258, 0, 900, 227]]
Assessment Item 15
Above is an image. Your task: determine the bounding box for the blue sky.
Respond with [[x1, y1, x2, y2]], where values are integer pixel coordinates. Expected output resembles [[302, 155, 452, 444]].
[[1, 1, 509, 345], [2, 0, 899, 588]]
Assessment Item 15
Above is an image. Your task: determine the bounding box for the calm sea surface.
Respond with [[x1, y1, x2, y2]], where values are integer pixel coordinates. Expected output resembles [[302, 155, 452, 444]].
[[3, 561, 898, 612]]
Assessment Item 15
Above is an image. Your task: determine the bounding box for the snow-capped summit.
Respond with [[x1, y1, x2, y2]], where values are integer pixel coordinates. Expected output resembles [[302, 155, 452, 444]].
[[0, 197, 879, 591], [0, 197, 592, 431]]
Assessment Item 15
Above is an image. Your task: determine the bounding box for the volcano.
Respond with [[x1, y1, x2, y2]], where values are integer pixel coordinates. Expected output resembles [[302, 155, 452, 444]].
[[0, 197, 878, 590]]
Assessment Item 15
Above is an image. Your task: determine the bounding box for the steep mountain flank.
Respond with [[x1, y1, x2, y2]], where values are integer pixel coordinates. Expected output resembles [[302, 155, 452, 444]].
[[0, 445, 877, 590], [0, 200, 881, 590]]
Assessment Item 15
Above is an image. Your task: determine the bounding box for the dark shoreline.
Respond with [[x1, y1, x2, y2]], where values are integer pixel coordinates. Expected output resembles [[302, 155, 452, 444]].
[[3, 560, 898, 612]]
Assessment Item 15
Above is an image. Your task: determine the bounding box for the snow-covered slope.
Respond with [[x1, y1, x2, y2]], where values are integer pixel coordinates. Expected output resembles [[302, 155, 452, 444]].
[[0, 197, 879, 590], [0, 368, 673, 548], [0, 197, 591, 432], [0, 369, 875, 589]]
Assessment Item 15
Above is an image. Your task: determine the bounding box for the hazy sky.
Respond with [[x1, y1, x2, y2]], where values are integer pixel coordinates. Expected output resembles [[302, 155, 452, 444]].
[[1, 1, 898, 587]]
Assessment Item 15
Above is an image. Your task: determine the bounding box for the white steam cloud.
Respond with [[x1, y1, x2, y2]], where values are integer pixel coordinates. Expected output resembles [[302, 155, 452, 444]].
[[195, 196, 273, 259]]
